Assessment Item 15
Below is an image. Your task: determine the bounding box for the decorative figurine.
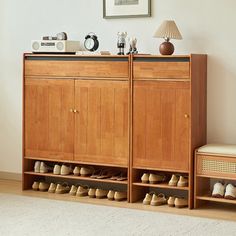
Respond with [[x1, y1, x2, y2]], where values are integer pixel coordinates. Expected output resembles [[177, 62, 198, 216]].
[[127, 37, 138, 55], [117, 32, 127, 55]]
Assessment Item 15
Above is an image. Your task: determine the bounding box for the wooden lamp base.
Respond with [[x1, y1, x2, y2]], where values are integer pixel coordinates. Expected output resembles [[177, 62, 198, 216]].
[[159, 41, 174, 55]]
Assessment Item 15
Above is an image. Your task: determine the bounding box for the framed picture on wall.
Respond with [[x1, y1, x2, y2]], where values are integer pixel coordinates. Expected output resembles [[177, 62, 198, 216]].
[[103, 0, 151, 19]]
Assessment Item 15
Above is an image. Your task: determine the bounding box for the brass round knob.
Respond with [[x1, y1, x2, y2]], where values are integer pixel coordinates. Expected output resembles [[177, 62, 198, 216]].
[[69, 109, 73, 113], [184, 114, 189, 118], [73, 109, 78, 113]]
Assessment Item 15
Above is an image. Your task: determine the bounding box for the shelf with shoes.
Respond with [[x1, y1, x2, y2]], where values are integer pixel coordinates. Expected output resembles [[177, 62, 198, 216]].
[[23, 159, 128, 194], [29, 179, 128, 202], [24, 156, 128, 168], [194, 146, 236, 208], [130, 168, 190, 209]]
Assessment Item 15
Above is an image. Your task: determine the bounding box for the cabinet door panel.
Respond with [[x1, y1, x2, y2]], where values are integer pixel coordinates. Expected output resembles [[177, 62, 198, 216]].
[[24, 78, 74, 160], [74, 80, 129, 166], [133, 81, 190, 171]]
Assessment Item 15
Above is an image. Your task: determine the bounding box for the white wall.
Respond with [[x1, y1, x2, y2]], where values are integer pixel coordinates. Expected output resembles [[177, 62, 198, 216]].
[[1, 0, 236, 173]]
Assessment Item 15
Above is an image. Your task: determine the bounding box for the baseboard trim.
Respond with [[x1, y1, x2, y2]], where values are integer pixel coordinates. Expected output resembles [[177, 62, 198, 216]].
[[0, 171, 22, 181]]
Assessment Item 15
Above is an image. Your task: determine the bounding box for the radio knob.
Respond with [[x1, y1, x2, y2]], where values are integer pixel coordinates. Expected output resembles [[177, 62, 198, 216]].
[[56, 41, 64, 51], [32, 41, 40, 50]]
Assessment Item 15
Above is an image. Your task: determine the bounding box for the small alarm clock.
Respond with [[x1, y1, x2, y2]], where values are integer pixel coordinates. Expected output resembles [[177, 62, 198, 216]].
[[84, 33, 99, 51]]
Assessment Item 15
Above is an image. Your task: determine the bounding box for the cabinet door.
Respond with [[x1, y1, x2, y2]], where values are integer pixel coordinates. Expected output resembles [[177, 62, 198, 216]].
[[24, 78, 74, 160], [74, 80, 129, 166], [133, 81, 190, 172]]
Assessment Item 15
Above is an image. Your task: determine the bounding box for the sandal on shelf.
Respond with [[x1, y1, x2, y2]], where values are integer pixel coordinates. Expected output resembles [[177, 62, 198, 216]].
[[90, 169, 103, 179], [116, 172, 127, 181], [96, 169, 113, 179], [110, 171, 122, 180]]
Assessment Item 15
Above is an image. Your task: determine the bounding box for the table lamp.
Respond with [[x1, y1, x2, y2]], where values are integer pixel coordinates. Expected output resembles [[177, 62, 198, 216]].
[[153, 20, 182, 55]]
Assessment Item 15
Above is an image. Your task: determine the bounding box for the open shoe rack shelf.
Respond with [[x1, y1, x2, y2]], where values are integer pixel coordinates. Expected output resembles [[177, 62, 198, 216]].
[[194, 149, 236, 207], [23, 53, 207, 209]]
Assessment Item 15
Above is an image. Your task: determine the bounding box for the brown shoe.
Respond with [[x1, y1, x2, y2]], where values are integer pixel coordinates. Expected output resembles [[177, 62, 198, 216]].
[[150, 193, 167, 206], [143, 192, 155, 205], [167, 196, 176, 207], [141, 173, 150, 183], [76, 185, 89, 197], [114, 191, 127, 201], [96, 170, 113, 179], [80, 166, 94, 177], [90, 169, 102, 179], [55, 183, 70, 194], [168, 174, 179, 186], [32, 181, 39, 191], [177, 176, 188, 187], [107, 190, 115, 200], [149, 173, 166, 184], [48, 183, 57, 193], [69, 185, 78, 196], [39, 182, 50, 192], [95, 189, 109, 199], [116, 172, 128, 181], [88, 188, 96, 198], [174, 197, 188, 208]]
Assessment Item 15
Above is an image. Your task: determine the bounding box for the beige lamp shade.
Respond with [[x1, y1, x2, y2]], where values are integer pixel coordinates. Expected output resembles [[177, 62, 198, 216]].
[[153, 20, 182, 40]]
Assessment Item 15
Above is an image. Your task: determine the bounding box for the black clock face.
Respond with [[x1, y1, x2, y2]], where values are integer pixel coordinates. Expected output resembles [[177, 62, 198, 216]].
[[84, 34, 99, 52]]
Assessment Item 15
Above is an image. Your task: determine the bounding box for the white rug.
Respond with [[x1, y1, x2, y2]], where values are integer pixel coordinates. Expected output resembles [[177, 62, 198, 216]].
[[0, 193, 235, 236]]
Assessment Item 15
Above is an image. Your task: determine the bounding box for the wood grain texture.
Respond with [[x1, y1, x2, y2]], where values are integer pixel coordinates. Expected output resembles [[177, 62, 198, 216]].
[[25, 60, 129, 78], [133, 62, 190, 79], [74, 80, 129, 166], [189, 54, 207, 209], [132, 81, 190, 172], [24, 78, 74, 160]]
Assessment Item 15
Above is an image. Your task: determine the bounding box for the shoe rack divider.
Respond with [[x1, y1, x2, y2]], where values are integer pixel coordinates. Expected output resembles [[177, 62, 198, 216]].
[[23, 157, 128, 201]]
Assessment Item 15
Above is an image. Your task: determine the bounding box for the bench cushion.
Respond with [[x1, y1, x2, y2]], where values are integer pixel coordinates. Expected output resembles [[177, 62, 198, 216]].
[[198, 144, 236, 156]]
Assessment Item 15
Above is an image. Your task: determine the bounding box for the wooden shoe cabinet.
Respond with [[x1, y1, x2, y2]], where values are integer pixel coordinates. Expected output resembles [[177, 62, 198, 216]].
[[23, 54, 207, 209]]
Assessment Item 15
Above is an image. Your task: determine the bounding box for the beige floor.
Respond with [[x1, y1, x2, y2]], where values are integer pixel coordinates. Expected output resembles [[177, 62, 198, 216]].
[[0, 179, 235, 222]]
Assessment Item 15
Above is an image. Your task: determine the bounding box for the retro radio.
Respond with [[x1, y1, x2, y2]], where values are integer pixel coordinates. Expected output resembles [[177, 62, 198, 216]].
[[31, 32, 80, 53]]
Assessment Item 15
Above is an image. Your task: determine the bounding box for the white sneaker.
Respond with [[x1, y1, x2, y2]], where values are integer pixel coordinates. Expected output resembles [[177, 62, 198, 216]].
[[60, 164, 72, 175], [225, 184, 236, 200], [53, 164, 61, 175], [212, 182, 225, 198], [40, 162, 52, 173], [73, 166, 81, 176], [34, 161, 41, 173]]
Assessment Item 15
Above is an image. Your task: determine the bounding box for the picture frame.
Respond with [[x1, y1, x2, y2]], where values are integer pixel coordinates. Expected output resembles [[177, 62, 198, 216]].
[[103, 0, 151, 19]]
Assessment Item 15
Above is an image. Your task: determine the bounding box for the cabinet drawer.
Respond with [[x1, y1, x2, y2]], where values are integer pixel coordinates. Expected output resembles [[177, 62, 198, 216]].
[[133, 57, 190, 79], [24, 56, 129, 79], [196, 154, 236, 178]]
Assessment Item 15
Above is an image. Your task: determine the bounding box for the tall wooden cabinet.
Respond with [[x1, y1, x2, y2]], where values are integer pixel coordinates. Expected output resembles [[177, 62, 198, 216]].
[[131, 55, 207, 208], [23, 54, 207, 209]]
